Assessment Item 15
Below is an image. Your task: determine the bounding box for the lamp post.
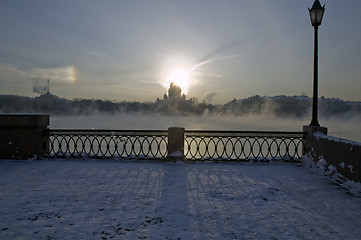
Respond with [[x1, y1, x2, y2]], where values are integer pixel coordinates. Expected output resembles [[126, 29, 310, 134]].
[[308, 0, 325, 127]]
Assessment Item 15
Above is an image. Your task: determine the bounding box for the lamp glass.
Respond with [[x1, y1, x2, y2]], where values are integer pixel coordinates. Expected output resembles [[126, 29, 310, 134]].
[[309, 2, 325, 27]]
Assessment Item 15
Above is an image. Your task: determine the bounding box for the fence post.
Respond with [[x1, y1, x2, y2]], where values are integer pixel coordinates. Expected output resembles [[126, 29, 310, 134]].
[[167, 127, 185, 161], [0, 114, 49, 159], [303, 125, 327, 155]]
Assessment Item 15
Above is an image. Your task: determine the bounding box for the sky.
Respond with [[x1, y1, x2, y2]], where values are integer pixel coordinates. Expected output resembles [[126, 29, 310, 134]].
[[1, 0, 360, 104]]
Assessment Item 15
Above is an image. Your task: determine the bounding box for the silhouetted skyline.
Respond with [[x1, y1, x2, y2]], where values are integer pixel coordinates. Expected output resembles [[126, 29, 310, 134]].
[[1, 1, 361, 103]]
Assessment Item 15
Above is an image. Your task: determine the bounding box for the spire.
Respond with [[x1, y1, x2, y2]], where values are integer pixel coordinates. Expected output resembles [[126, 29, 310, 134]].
[[47, 79, 50, 93]]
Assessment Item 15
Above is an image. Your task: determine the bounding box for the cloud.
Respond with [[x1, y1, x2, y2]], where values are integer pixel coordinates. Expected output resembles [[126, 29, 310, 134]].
[[203, 92, 218, 103], [191, 55, 242, 71], [137, 79, 159, 85], [28, 66, 76, 83], [192, 70, 222, 79], [196, 39, 245, 64], [28, 66, 76, 94], [0, 64, 28, 80], [0, 64, 31, 95], [88, 51, 109, 58]]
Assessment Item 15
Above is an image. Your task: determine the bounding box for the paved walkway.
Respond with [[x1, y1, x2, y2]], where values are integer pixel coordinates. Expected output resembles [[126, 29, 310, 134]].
[[0, 160, 360, 239]]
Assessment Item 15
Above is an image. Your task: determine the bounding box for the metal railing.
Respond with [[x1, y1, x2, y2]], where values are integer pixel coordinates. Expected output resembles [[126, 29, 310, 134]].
[[185, 131, 305, 161], [43, 129, 305, 161], [43, 129, 168, 159]]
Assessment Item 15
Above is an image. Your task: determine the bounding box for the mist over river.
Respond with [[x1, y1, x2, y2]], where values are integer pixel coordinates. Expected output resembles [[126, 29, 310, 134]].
[[50, 114, 361, 143]]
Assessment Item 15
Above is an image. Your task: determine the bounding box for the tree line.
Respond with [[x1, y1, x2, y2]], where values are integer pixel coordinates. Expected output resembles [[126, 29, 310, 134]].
[[0, 94, 360, 118]]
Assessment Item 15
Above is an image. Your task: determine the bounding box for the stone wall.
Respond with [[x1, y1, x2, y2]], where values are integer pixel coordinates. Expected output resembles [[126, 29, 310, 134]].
[[0, 114, 49, 159], [304, 125, 361, 183]]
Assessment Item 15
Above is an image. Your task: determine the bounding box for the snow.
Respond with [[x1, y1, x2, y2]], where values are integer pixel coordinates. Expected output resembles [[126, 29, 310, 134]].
[[1, 159, 361, 239], [302, 156, 361, 197], [314, 131, 361, 147], [167, 151, 184, 158], [339, 162, 345, 168]]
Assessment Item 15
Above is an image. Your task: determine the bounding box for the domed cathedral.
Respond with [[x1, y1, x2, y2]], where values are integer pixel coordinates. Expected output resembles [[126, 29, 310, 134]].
[[155, 81, 197, 113], [168, 82, 182, 101]]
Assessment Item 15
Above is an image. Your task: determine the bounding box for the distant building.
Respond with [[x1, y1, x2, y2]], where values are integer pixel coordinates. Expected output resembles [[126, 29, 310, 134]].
[[241, 95, 265, 113], [155, 82, 196, 114], [224, 95, 311, 116], [34, 90, 67, 113], [270, 96, 311, 116], [168, 82, 182, 101], [319, 97, 347, 114]]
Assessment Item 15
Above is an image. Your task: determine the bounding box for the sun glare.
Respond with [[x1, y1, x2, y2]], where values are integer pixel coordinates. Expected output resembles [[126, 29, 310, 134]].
[[165, 68, 191, 94]]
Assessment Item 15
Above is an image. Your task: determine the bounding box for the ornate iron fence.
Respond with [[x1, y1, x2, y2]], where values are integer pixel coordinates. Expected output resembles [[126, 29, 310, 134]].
[[185, 131, 305, 161], [43, 129, 305, 161], [43, 129, 168, 159]]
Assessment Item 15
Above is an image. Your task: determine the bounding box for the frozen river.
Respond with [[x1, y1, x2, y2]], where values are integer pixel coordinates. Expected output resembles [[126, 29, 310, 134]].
[[51, 114, 361, 142]]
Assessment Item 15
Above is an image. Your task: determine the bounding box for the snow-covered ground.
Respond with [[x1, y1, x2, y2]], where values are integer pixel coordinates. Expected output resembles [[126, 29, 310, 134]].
[[0, 159, 361, 240]]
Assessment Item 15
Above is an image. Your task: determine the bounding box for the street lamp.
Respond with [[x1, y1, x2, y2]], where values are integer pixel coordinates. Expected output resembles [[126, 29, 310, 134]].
[[308, 0, 325, 127]]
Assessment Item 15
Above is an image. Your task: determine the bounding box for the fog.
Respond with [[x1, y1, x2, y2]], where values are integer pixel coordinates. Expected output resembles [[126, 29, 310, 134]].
[[51, 113, 361, 143]]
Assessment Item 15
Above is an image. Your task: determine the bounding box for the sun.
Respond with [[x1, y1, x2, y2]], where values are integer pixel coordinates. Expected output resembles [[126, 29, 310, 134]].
[[166, 68, 191, 94]]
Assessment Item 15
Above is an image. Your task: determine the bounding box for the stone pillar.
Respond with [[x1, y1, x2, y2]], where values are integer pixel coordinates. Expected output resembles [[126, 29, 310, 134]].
[[0, 114, 49, 159], [167, 127, 185, 161], [303, 125, 327, 155]]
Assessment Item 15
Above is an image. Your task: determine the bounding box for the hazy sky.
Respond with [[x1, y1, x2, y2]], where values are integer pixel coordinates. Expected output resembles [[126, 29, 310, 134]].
[[1, 0, 360, 103]]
